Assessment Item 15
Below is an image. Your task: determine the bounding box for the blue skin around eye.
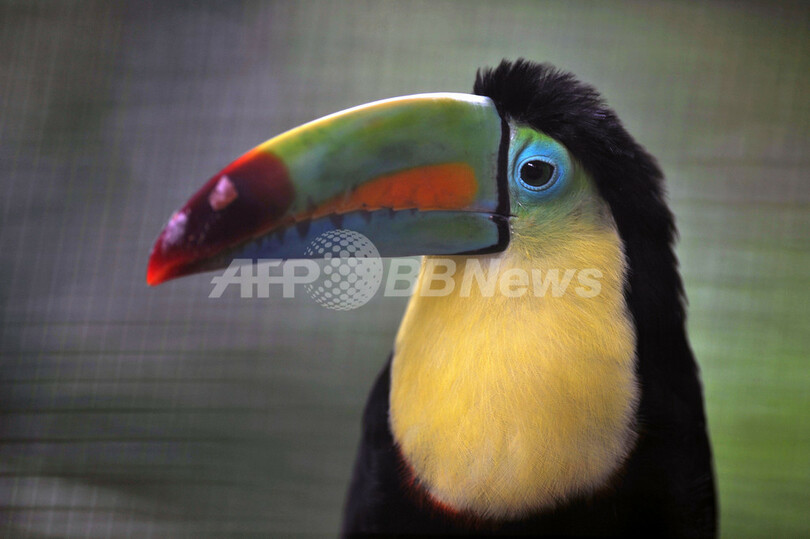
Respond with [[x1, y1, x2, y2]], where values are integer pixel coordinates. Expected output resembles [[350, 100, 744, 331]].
[[511, 138, 571, 199]]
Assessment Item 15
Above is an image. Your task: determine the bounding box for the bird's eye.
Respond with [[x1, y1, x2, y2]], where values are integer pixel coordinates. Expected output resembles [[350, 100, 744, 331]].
[[519, 160, 556, 189]]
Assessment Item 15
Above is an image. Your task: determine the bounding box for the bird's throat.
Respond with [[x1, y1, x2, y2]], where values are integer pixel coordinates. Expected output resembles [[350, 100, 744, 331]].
[[390, 221, 639, 520]]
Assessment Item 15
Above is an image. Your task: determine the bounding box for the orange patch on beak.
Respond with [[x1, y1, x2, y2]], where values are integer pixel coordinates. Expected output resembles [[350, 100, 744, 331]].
[[302, 162, 478, 221]]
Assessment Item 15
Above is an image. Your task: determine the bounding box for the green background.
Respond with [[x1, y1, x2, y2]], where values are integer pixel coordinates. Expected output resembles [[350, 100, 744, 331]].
[[1, 1, 807, 536]]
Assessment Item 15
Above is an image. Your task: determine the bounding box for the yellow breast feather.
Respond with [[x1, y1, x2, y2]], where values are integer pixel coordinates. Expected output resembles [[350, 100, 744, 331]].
[[390, 214, 638, 519]]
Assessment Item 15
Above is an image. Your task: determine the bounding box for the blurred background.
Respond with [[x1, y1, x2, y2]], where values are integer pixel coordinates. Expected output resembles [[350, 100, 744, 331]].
[[1, 1, 808, 537]]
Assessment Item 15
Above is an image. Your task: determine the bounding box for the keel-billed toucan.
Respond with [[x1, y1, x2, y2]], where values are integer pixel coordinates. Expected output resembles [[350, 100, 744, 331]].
[[147, 60, 716, 537]]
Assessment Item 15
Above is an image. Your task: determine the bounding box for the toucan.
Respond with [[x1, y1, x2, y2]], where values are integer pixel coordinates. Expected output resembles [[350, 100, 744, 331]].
[[147, 60, 716, 537]]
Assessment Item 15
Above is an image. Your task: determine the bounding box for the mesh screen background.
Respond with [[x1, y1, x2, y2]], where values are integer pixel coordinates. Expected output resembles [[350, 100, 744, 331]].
[[1, 1, 808, 536]]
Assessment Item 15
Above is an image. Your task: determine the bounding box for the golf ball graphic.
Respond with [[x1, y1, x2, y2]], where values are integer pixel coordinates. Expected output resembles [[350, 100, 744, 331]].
[[304, 230, 383, 310]]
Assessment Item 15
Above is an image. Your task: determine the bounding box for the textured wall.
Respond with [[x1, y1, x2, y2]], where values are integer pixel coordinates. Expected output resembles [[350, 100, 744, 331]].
[[1, 1, 808, 536]]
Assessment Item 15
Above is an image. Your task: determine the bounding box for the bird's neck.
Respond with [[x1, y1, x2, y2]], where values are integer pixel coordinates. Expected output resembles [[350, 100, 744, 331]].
[[390, 222, 639, 520]]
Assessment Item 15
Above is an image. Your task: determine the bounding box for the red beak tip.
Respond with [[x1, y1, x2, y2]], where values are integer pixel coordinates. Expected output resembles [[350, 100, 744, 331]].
[[146, 242, 172, 286], [146, 262, 164, 286]]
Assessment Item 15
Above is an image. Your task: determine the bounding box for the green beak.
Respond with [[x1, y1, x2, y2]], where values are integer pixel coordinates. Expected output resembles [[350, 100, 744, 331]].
[[147, 93, 509, 285]]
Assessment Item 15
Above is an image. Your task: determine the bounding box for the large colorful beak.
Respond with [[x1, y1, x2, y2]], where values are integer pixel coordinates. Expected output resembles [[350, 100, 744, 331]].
[[147, 93, 509, 285]]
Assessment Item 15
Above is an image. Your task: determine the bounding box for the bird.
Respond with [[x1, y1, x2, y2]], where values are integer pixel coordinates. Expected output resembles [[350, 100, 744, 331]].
[[147, 59, 717, 537]]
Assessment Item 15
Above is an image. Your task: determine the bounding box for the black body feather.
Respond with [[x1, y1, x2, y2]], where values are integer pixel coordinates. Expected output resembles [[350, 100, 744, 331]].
[[342, 60, 716, 537]]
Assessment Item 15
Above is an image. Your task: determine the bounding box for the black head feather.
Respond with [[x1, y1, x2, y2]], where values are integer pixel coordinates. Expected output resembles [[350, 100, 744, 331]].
[[474, 59, 704, 426]]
